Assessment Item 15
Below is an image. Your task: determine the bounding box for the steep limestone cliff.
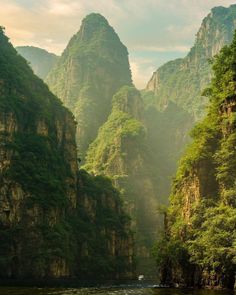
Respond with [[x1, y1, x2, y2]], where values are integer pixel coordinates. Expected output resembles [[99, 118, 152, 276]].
[[77, 170, 134, 279], [0, 27, 78, 279], [155, 32, 236, 290], [16, 46, 59, 80], [46, 13, 132, 156], [84, 86, 159, 274], [140, 4, 236, 209], [0, 28, 134, 280], [146, 4, 236, 119]]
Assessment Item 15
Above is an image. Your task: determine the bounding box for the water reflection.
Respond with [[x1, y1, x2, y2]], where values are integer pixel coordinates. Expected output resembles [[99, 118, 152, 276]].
[[0, 286, 234, 295]]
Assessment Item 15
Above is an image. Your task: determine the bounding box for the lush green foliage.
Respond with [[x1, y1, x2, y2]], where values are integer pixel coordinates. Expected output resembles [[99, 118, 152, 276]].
[[46, 13, 132, 156], [84, 86, 160, 274], [188, 204, 236, 273], [0, 27, 77, 278], [76, 170, 133, 279], [0, 27, 133, 280], [153, 234, 190, 276], [154, 30, 236, 289], [6, 133, 71, 208], [84, 86, 146, 174], [144, 5, 236, 120]]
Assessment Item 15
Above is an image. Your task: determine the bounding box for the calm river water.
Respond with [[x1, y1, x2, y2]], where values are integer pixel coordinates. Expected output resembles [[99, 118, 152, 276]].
[[0, 286, 234, 295]]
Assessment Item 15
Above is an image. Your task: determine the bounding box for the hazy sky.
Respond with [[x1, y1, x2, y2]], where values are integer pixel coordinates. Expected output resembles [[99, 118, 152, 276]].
[[1, 0, 236, 88]]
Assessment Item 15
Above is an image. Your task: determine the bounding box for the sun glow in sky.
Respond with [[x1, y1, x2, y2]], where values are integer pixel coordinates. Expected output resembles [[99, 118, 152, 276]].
[[1, 0, 236, 88]]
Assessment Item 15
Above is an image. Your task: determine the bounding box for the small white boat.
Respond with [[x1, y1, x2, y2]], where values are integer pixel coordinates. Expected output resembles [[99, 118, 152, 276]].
[[138, 274, 145, 281]]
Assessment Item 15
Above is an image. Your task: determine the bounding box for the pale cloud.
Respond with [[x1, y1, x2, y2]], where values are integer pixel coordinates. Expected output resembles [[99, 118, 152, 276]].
[[133, 45, 190, 53], [0, 0, 236, 87], [47, 1, 83, 16], [130, 60, 156, 90]]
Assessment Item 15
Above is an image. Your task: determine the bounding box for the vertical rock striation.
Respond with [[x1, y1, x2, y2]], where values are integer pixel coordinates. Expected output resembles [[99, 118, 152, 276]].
[[157, 32, 236, 290], [0, 27, 78, 278], [0, 27, 134, 280], [84, 86, 159, 274]]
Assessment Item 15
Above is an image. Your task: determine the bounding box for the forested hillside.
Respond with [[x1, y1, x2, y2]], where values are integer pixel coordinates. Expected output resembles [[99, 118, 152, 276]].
[[0, 27, 134, 280], [46, 13, 132, 156], [154, 32, 236, 290]]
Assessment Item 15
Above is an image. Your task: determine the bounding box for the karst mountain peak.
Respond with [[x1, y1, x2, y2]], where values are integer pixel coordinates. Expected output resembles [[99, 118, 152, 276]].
[[46, 12, 132, 156]]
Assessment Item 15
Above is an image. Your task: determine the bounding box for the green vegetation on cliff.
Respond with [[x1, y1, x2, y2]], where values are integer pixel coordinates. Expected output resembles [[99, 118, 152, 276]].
[[145, 4, 236, 119], [154, 31, 236, 290], [139, 4, 236, 212], [46, 13, 132, 156], [0, 26, 78, 278], [76, 170, 133, 279], [84, 86, 145, 176], [0, 27, 133, 280], [84, 86, 159, 274]]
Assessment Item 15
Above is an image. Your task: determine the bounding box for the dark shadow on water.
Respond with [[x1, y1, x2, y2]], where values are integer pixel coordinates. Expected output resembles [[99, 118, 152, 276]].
[[0, 283, 234, 295], [0, 279, 234, 295]]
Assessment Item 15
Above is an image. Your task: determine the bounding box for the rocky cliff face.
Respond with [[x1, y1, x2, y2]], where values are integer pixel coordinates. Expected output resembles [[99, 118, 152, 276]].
[[16, 46, 59, 80], [84, 86, 159, 275], [140, 4, 236, 211], [46, 13, 132, 156], [158, 33, 236, 290], [0, 28, 134, 280], [146, 4, 236, 119], [77, 170, 134, 279], [0, 27, 78, 278]]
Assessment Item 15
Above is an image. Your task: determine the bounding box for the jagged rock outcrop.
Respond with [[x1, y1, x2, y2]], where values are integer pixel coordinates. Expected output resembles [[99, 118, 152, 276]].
[[146, 4, 236, 119], [156, 31, 236, 290], [46, 13, 132, 156], [0, 27, 134, 280], [16, 46, 59, 80]]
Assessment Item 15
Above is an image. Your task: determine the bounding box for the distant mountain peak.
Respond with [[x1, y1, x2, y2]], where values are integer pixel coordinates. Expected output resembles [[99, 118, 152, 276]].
[[17, 45, 58, 57], [145, 4, 236, 119], [16, 45, 59, 79], [82, 13, 109, 26], [46, 13, 132, 155], [71, 12, 121, 46]]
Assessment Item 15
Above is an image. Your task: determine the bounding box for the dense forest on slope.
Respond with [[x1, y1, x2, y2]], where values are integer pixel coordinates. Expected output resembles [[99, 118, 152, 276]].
[[0, 26, 78, 278], [16, 46, 59, 80], [84, 86, 160, 270], [154, 32, 236, 290], [0, 27, 133, 280], [46, 13, 132, 156], [140, 4, 236, 203], [77, 170, 134, 279]]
